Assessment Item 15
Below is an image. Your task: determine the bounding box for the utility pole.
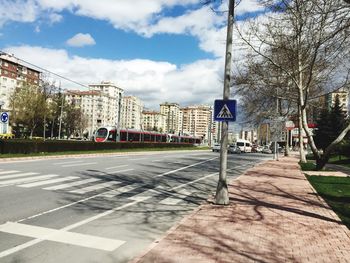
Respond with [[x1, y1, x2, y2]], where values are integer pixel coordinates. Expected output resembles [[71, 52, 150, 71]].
[[215, 0, 235, 205]]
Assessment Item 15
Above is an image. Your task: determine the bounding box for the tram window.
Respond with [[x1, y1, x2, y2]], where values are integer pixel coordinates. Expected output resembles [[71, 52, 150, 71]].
[[107, 131, 116, 141], [120, 131, 127, 141], [144, 133, 151, 141], [151, 134, 155, 141]]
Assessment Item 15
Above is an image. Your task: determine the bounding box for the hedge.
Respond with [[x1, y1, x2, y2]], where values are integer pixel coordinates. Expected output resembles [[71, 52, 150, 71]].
[[0, 139, 195, 154]]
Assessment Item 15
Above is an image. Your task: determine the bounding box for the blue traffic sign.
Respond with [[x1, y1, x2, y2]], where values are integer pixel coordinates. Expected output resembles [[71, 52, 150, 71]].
[[1, 112, 9, 123], [214, 100, 237, 122]]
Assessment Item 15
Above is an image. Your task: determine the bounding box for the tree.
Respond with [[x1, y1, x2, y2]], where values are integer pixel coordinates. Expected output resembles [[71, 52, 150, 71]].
[[10, 84, 46, 138], [235, 0, 350, 169]]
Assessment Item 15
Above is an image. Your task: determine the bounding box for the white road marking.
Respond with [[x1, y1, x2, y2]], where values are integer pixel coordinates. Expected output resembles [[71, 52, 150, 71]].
[[0, 222, 125, 251], [127, 187, 163, 202], [0, 172, 38, 180], [61, 162, 97, 167], [100, 184, 139, 198], [0, 170, 19, 175], [53, 160, 84, 165], [19, 176, 79, 188], [131, 158, 148, 161], [105, 165, 128, 170], [160, 189, 193, 205], [151, 159, 163, 162], [0, 174, 59, 185], [155, 157, 218, 178], [43, 178, 101, 191], [69, 181, 121, 194]]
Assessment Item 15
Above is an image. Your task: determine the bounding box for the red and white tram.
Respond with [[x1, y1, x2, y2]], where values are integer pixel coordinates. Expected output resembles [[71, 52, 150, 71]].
[[94, 126, 201, 144]]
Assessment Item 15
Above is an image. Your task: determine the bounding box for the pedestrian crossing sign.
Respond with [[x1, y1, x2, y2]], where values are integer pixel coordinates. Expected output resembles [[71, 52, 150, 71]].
[[214, 99, 236, 121]]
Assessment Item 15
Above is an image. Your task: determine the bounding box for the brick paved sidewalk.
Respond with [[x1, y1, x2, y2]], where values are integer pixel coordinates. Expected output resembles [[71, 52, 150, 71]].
[[131, 156, 350, 263]]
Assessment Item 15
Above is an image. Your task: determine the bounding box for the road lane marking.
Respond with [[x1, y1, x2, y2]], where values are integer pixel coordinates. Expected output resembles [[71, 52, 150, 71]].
[[53, 161, 84, 165], [0, 174, 59, 185], [61, 162, 97, 167], [0, 170, 19, 175], [127, 186, 164, 202], [19, 176, 79, 188], [105, 165, 128, 170], [69, 181, 121, 194], [43, 178, 102, 191], [155, 157, 218, 178], [159, 189, 194, 205], [100, 183, 139, 198], [0, 222, 125, 251], [0, 172, 38, 180]]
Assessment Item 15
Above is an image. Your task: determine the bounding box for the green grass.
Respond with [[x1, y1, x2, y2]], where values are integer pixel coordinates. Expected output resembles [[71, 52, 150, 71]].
[[299, 161, 317, 171], [307, 175, 350, 229], [329, 155, 350, 169], [0, 146, 210, 158]]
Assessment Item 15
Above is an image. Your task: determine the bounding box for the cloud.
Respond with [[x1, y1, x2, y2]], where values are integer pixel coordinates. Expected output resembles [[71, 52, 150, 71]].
[[4, 45, 225, 109], [66, 33, 96, 47]]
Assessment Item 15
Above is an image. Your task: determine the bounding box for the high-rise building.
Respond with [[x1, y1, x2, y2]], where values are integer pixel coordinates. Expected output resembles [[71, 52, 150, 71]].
[[65, 90, 117, 137], [325, 88, 349, 116], [160, 102, 180, 134], [180, 105, 212, 142], [121, 96, 143, 129], [0, 53, 41, 111], [142, 111, 167, 132], [89, 81, 124, 125]]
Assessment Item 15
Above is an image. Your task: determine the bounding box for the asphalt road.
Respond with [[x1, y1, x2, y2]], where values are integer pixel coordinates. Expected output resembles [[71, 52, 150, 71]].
[[0, 150, 270, 263]]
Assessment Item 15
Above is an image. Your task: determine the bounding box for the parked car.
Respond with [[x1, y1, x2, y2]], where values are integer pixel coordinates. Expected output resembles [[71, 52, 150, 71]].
[[252, 145, 263, 153], [212, 143, 221, 152], [228, 144, 241, 154], [262, 145, 272, 154]]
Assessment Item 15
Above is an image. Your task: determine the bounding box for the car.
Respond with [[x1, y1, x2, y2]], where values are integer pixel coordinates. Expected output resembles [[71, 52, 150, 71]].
[[262, 145, 272, 154], [228, 144, 241, 154], [212, 143, 221, 152]]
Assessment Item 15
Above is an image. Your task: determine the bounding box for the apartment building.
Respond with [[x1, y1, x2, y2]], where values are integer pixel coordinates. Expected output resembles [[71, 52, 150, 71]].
[[65, 90, 117, 137], [121, 96, 143, 129], [180, 105, 212, 142], [0, 53, 41, 111], [160, 102, 180, 134], [89, 81, 124, 125], [142, 111, 167, 132], [325, 87, 349, 115]]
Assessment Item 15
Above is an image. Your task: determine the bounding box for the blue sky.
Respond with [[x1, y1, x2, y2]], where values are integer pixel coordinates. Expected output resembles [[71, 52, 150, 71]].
[[0, 0, 264, 110]]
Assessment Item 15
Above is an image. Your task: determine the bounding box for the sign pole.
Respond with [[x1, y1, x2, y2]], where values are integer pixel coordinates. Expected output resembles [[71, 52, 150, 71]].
[[215, 0, 235, 205]]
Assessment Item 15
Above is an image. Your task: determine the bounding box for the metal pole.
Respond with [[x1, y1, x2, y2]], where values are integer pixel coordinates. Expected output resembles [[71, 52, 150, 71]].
[[215, 0, 234, 205], [58, 92, 64, 140]]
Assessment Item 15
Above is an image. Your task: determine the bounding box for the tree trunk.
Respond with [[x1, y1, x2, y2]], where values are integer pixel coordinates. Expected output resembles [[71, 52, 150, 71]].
[[298, 106, 306, 163]]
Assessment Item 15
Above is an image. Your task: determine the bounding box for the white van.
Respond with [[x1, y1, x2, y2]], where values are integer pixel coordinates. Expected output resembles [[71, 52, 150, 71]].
[[236, 139, 252, 153]]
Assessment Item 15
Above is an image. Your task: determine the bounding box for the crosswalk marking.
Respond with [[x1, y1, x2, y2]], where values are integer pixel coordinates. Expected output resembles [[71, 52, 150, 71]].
[[127, 187, 162, 202], [0, 174, 59, 185], [69, 181, 121, 194], [109, 168, 134, 174], [160, 189, 193, 205], [61, 162, 97, 168], [43, 178, 102, 191], [0, 172, 39, 180], [100, 184, 139, 198], [0, 170, 19, 175], [0, 222, 125, 251], [19, 176, 79, 188]]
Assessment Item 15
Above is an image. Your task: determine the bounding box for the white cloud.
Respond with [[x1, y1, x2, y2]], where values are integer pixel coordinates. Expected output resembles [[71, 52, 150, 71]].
[[66, 33, 96, 47], [4, 45, 225, 109]]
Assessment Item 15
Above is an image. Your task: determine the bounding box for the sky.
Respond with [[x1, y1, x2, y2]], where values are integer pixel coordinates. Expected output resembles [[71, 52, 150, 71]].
[[0, 0, 266, 111]]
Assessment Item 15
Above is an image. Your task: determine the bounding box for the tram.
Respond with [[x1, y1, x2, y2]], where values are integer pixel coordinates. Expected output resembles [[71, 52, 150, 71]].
[[94, 126, 202, 144]]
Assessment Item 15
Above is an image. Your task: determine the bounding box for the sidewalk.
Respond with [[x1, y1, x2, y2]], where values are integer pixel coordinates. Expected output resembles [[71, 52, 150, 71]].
[[131, 156, 350, 263]]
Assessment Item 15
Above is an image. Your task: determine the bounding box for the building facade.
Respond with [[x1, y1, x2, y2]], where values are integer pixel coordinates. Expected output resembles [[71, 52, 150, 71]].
[[180, 105, 212, 142], [121, 96, 143, 129], [160, 102, 180, 134], [142, 111, 167, 132], [0, 53, 41, 111], [65, 90, 117, 137], [325, 88, 349, 116], [89, 81, 124, 126]]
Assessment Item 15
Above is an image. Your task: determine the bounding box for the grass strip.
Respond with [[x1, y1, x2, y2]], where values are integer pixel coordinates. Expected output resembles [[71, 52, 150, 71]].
[[307, 175, 350, 229]]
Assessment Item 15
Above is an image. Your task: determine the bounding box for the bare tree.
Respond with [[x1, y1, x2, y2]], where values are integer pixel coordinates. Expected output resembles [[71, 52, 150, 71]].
[[236, 0, 350, 169]]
